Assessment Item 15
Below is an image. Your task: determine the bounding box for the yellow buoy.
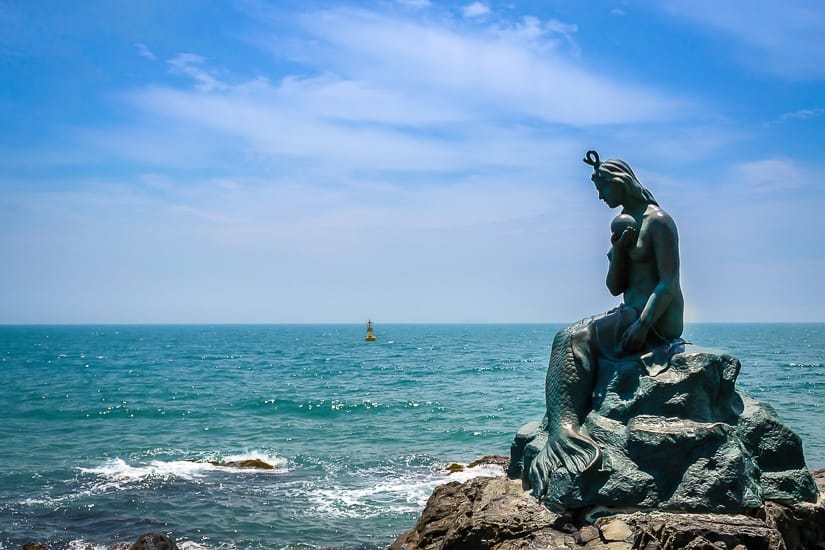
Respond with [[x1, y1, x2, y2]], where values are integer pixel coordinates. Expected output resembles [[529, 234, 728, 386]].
[[365, 320, 377, 341]]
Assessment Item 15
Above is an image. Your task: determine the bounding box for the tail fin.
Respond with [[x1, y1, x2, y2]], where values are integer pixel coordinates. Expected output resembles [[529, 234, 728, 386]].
[[528, 428, 600, 501]]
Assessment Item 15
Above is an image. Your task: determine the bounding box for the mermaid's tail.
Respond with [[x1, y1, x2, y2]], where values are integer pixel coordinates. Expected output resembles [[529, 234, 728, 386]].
[[526, 316, 611, 503], [528, 425, 601, 501]]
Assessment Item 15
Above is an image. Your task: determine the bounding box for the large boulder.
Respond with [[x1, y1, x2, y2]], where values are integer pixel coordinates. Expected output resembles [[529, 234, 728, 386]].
[[390, 468, 825, 550], [509, 348, 818, 511]]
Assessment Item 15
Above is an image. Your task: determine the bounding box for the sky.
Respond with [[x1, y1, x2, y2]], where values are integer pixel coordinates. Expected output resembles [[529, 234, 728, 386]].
[[1, 0, 824, 324]]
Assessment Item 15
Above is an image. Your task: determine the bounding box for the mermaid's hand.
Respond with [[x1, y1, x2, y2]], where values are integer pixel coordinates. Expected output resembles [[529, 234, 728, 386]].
[[621, 318, 649, 353], [614, 226, 636, 250]]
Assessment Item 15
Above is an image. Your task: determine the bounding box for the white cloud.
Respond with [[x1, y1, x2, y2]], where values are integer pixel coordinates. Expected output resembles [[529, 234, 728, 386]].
[[488, 15, 580, 56], [91, 6, 695, 181], [284, 8, 689, 125], [462, 2, 490, 19], [775, 108, 825, 124], [731, 158, 807, 192], [167, 53, 228, 92], [116, 77, 580, 179], [396, 0, 431, 8], [135, 42, 156, 60]]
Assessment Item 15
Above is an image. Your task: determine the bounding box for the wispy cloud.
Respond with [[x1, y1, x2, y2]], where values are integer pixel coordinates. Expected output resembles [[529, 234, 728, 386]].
[[278, 8, 690, 125], [135, 42, 156, 60], [118, 77, 579, 177], [89, 5, 696, 181], [775, 108, 825, 124], [731, 158, 808, 192], [492, 15, 580, 57], [167, 53, 229, 92], [396, 0, 431, 8], [462, 2, 490, 19]]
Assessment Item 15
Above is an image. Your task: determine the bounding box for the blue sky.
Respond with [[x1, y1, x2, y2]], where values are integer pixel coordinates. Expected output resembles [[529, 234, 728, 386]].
[[1, 0, 824, 323]]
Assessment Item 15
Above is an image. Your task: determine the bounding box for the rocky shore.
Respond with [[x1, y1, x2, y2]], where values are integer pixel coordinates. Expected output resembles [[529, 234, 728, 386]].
[[19, 459, 824, 549], [391, 460, 825, 550], [22, 533, 182, 550]]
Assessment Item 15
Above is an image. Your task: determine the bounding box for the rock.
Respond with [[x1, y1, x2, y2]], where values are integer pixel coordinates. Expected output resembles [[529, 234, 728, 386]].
[[391, 469, 825, 550], [468, 455, 510, 469], [600, 519, 632, 541], [510, 348, 818, 511], [751, 499, 825, 550], [444, 455, 509, 474], [22, 544, 49, 550], [389, 476, 572, 550], [620, 511, 786, 550], [577, 524, 600, 544], [207, 458, 274, 470], [128, 533, 179, 550]]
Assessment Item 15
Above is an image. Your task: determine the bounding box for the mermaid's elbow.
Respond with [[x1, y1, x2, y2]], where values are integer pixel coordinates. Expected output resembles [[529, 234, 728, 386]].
[[606, 281, 623, 296]]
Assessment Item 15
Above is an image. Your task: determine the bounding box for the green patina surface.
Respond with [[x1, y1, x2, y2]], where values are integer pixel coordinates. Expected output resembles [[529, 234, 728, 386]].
[[511, 152, 818, 510]]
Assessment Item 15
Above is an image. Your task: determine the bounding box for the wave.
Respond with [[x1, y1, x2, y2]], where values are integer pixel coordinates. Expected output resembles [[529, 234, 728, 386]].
[[76, 451, 288, 492], [22, 539, 210, 550], [305, 460, 505, 519]]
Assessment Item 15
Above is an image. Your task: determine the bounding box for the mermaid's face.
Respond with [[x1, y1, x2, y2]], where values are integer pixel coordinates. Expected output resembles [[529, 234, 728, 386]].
[[594, 178, 623, 208]]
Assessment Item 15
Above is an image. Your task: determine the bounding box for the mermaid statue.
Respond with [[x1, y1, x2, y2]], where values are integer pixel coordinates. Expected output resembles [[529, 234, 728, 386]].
[[526, 150, 685, 503], [510, 150, 819, 511]]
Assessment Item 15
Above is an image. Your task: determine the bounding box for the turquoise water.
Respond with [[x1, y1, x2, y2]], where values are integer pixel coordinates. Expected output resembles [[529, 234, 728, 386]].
[[1, 324, 823, 549]]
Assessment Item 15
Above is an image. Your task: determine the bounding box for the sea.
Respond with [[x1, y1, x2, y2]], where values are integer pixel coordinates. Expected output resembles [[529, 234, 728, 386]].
[[1, 323, 823, 550]]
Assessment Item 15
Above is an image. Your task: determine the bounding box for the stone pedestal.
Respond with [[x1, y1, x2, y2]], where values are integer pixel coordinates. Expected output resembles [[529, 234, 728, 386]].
[[509, 347, 818, 510]]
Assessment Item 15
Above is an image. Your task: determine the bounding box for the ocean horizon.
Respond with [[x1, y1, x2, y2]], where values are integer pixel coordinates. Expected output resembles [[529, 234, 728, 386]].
[[1, 323, 823, 549]]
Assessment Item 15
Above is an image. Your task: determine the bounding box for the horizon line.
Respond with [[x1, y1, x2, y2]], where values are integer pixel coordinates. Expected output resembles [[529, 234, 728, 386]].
[[1, 321, 824, 327]]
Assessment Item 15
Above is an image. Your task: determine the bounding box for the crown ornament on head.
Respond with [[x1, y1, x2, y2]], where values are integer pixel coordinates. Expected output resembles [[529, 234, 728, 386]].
[[583, 150, 601, 169]]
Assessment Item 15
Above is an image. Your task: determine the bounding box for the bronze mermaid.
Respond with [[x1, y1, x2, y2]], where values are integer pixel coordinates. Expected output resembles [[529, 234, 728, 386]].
[[528, 151, 685, 503]]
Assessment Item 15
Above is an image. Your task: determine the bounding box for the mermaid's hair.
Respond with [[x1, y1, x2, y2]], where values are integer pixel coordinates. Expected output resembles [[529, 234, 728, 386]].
[[583, 150, 658, 206]]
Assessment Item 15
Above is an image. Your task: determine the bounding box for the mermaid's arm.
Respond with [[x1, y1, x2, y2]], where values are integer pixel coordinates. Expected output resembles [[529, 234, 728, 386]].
[[605, 227, 635, 296], [621, 212, 680, 351]]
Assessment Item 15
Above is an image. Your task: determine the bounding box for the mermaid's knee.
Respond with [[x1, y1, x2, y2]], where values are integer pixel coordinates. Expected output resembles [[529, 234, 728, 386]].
[[571, 326, 592, 352], [553, 322, 591, 349]]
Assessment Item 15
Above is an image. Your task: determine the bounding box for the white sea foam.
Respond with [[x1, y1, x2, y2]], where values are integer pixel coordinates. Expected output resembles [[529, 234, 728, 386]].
[[443, 463, 506, 483], [177, 541, 212, 550], [21, 494, 78, 506], [219, 451, 288, 471], [308, 462, 505, 518], [66, 540, 108, 550], [78, 451, 288, 491], [56, 539, 209, 550], [79, 457, 215, 485]]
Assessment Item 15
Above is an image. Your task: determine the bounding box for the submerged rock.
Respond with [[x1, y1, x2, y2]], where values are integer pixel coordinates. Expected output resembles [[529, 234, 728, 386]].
[[444, 455, 509, 473], [469, 455, 510, 469], [391, 468, 825, 549], [126, 533, 179, 550], [208, 458, 275, 470]]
